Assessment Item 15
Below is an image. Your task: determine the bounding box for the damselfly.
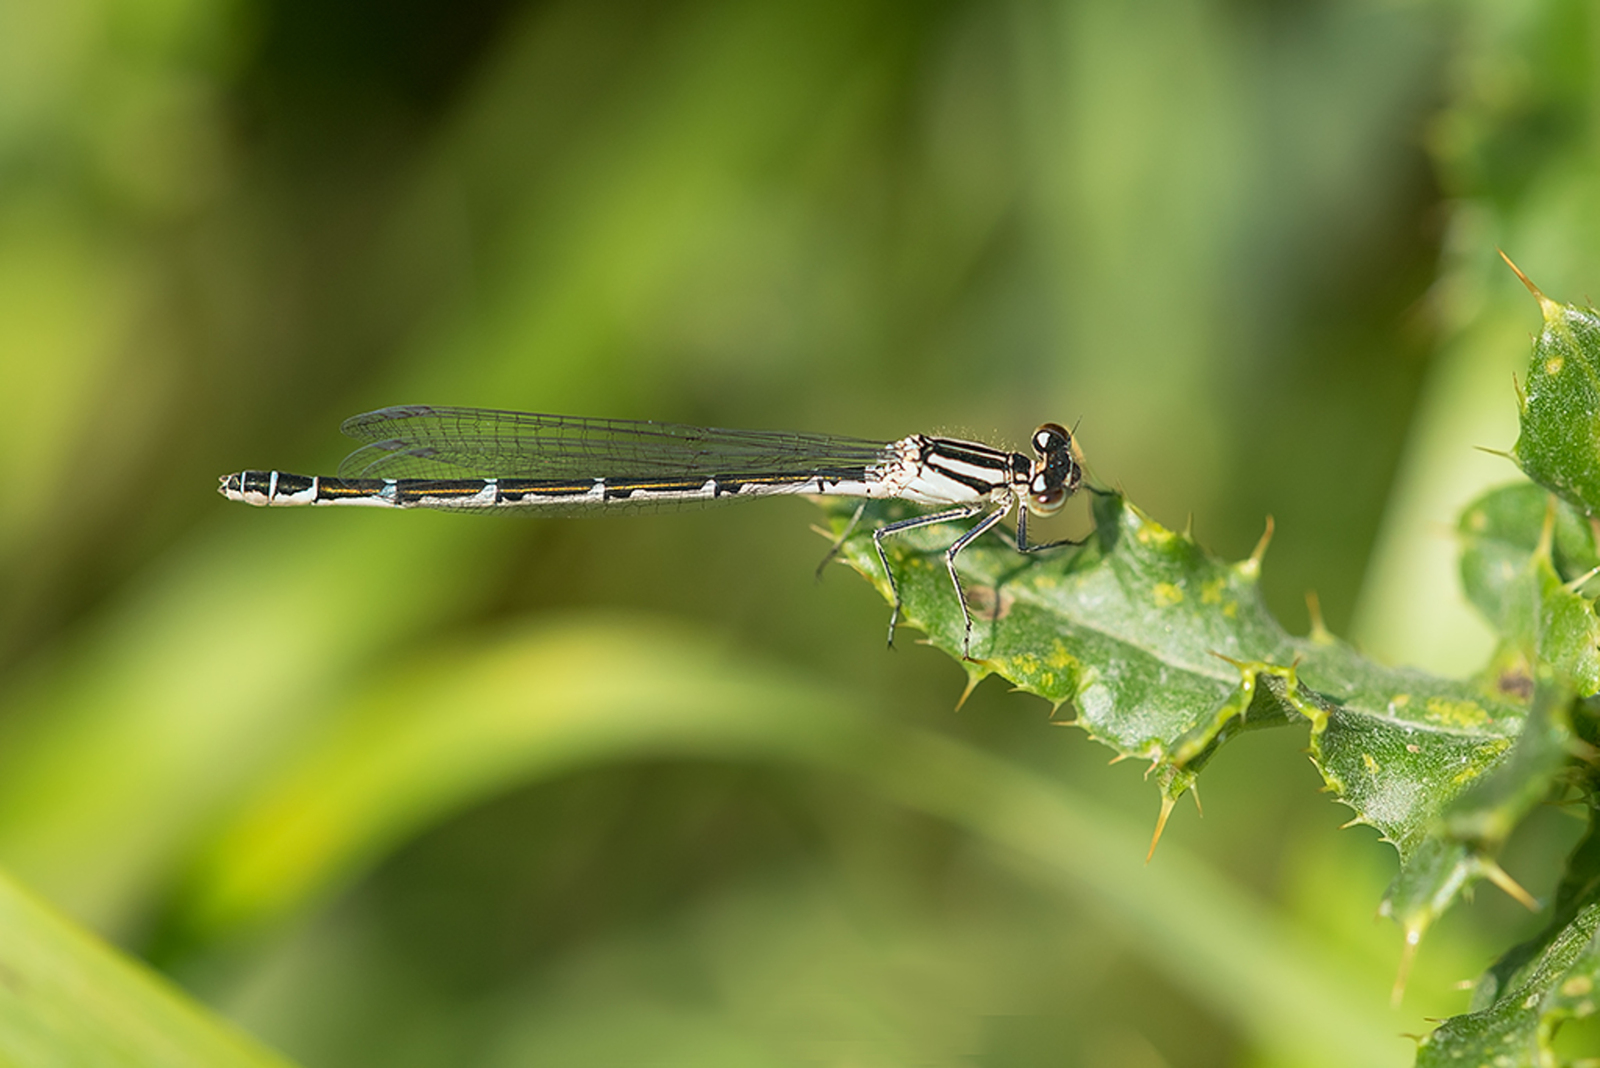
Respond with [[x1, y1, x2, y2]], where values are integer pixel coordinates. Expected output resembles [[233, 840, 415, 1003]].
[[220, 405, 1085, 656]]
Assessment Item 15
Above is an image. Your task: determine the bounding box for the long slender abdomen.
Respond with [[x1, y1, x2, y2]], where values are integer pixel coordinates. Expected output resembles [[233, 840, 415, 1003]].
[[220, 472, 399, 507]]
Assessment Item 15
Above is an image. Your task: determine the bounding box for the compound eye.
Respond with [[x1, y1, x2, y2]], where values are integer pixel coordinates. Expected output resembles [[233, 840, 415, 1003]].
[[1030, 485, 1068, 515], [1033, 423, 1069, 455]]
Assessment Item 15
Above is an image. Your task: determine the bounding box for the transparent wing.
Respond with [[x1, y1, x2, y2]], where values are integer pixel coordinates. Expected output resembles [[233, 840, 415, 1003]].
[[337, 405, 894, 480]]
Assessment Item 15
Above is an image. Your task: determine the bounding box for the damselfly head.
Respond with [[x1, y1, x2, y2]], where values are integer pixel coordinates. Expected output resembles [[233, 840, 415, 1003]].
[[1024, 422, 1082, 516]]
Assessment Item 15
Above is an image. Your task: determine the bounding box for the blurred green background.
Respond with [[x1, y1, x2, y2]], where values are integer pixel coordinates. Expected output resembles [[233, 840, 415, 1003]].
[[2, 0, 1598, 1064]]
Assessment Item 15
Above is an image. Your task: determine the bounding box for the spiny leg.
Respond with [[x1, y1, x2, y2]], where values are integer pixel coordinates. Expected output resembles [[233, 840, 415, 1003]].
[[1016, 482, 1118, 551], [943, 504, 1013, 658], [814, 500, 867, 580], [1016, 504, 1089, 554], [872, 504, 984, 648]]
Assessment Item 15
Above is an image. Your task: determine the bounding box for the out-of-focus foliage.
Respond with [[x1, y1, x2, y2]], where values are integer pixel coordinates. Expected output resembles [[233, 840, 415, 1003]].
[[0, 869, 293, 1068], [3, 0, 1600, 1064]]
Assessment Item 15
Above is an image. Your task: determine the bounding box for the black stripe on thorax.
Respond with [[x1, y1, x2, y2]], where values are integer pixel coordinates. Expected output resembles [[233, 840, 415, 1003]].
[[926, 462, 1001, 495], [918, 440, 1017, 495], [919, 438, 1012, 469]]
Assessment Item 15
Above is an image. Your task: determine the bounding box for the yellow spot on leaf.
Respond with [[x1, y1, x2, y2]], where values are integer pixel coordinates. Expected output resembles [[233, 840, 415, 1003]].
[[1424, 696, 1491, 729], [1006, 653, 1041, 675], [1135, 523, 1175, 547], [1200, 577, 1225, 605], [1363, 752, 1379, 775], [1391, 693, 1411, 709], [1153, 582, 1183, 607], [1047, 641, 1076, 670], [1545, 356, 1565, 375]]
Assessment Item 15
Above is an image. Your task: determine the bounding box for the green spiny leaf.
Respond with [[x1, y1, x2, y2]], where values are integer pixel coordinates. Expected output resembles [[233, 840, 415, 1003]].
[[1440, 680, 1574, 848], [1370, 476, 1600, 957], [1417, 887, 1600, 1066], [1459, 482, 1599, 636], [828, 493, 1300, 789], [1510, 267, 1600, 518], [1459, 482, 1600, 702], [1379, 680, 1574, 962], [1478, 790, 1600, 1013], [822, 494, 1527, 950]]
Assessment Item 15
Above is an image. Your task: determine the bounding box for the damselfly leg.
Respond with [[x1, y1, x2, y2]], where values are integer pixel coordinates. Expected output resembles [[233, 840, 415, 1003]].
[[871, 503, 988, 655]]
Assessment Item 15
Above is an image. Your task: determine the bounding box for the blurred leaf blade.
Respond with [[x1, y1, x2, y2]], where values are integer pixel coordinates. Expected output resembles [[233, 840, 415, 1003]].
[[0, 515, 525, 933], [164, 615, 855, 943], [0, 867, 296, 1068], [157, 613, 1401, 1067]]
